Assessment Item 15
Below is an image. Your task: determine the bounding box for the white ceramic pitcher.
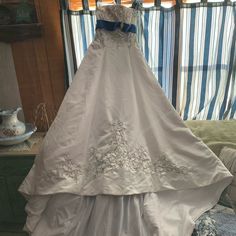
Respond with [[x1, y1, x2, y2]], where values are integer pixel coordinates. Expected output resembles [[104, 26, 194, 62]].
[[0, 107, 26, 137]]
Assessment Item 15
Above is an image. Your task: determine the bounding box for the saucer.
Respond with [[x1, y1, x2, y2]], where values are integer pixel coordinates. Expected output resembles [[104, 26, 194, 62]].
[[0, 123, 37, 146]]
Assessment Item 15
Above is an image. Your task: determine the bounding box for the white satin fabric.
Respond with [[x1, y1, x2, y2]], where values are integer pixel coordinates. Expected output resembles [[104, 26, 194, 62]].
[[24, 180, 228, 236], [19, 4, 232, 236]]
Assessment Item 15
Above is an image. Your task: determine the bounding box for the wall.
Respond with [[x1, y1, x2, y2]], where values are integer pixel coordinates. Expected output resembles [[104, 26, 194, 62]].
[[0, 43, 24, 121]]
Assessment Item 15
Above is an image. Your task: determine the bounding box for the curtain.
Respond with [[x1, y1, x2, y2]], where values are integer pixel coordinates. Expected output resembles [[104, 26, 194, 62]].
[[60, 0, 77, 85], [70, 12, 96, 71], [61, 0, 236, 120], [178, 4, 236, 120], [136, 8, 176, 102]]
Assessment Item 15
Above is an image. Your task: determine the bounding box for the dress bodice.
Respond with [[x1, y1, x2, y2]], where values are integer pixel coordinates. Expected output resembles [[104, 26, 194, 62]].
[[96, 4, 136, 25], [92, 5, 137, 48]]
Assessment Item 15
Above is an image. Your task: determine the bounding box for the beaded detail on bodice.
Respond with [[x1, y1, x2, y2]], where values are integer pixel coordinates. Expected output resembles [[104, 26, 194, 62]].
[[96, 5, 136, 25], [91, 5, 137, 49]]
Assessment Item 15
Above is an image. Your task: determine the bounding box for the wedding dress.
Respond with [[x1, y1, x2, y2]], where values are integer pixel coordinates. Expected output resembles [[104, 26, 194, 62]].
[[18, 3, 232, 236]]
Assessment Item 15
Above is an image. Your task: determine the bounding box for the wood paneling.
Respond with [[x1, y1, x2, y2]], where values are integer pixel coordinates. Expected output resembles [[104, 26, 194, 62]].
[[11, 0, 66, 131]]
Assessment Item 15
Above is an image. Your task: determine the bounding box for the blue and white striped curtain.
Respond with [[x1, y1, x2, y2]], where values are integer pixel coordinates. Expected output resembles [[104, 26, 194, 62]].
[[70, 12, 96, 70], [61, 0, 236, 120], [178, 4, 236, 120], [137, 9, 176, 102]]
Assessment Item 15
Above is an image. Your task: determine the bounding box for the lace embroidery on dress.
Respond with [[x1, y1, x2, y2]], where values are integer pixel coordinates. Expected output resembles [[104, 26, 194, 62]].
[[91, 30, 137, 49], [86, 120, 190, 179], [39, 156, 83, 183], [40, 120, 191, 183]]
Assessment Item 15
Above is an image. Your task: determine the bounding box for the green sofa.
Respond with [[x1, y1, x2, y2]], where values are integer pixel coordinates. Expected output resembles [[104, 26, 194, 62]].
[[185, 120, 236, 157]]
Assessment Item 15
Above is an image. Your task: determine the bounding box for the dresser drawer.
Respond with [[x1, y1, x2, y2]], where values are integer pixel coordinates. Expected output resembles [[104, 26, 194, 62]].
[[0, 156, 34, 232]]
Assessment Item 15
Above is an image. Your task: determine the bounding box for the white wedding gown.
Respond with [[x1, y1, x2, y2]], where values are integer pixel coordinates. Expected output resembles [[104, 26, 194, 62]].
[[19, 4, 232, 236]]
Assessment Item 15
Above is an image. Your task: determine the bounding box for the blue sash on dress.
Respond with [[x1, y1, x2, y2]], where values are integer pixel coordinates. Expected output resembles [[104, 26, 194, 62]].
[[96, 20, 137, 33]]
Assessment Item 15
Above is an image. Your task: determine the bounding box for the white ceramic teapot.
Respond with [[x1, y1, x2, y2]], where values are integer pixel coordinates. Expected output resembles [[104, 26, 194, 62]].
[[0, 107, 26, 137]]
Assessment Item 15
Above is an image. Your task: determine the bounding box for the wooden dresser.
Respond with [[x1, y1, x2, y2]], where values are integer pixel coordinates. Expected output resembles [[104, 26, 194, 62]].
[[0, 133, 44, 236]]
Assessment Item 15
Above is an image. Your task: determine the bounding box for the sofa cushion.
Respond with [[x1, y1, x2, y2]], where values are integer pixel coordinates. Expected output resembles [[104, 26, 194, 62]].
[[184, 120, 236, 157], [218, 147, 236, 213]]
